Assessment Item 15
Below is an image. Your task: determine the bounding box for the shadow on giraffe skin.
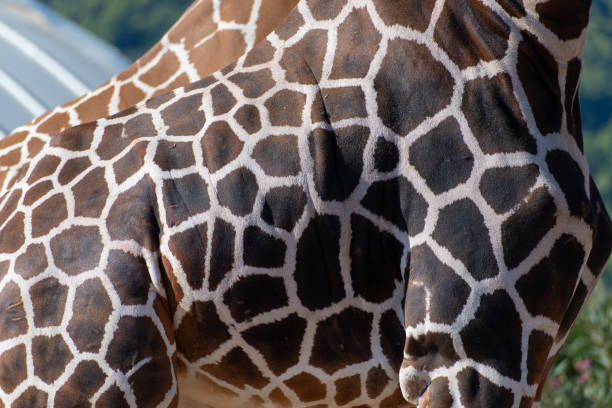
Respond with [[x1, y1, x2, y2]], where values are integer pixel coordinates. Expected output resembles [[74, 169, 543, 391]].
[[0, 0, 611, 407]]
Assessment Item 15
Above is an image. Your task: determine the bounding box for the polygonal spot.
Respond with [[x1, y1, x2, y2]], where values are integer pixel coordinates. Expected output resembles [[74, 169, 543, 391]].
[[435, 0, 510, 68], [0, 344, 26, 393], [409, 117, 474, 194], [264, 90, 307, 127], [456, 367, 514, 408], [242, 313, 307, 375], [310, 307, 373, 374], [253, 134, 300, 177], [0, 282, 28, 341], [234, 105, 261, 134], [334, 374, 361, 405], [15, 243, 48, 279], [284, 372, 326, 402], [223, 274, 288, 322], [433, 198, 499, 280], [50, 226, 103, 275], [217, 167, 258, 216], [294, 214, 345, 311], [30, 278, 68, 327], [208, 218, 235, 291], [202, 121, 244, 173], [373, 137, 400, 173], [459, 290, 522, 380], [31, 194, 67, 237], [54, 361, 105, 407], [106, 250, 151, 305], [479, 164, 539, 214], [67, 279, 112, 353], [161, 94, 206, 136], [261, 186, 307, 232], [211, 84, 237, 115], [462, 73, 536, 154], [73, 167, 109, 218], [372, 0, 436, 31], [375, 39, 453, 136], [32, 335, 73, 383], [202, 348, 269, 389], [176, 301, 231, 362], [153, 141, 196, 171], [169, 223, 207, 290]]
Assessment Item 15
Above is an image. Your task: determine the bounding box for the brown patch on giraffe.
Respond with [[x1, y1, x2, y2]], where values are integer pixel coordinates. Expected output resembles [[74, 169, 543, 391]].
[[284, 372, 326, 402], [310, 307, 374, 374], [351, 214, 403, 303], [217, 167, 258, 216], [361, 176, 429, 235], [106, 250, 151, 305], [242, 313, 307, 375], [169, 0, 215, 47], [75, 87, 114, 122], [95, 385, 130, 408], [229, 69, 276, 98], [526, 330, 553, 385], [153, 296, 176, 346], [244, 40, 276, 67], [146, 91, 175, 109], [162, 94, 206, 136], [37, 111, 71, 136], [497, 0, 526, 17], [295, 214, 345, 310], [517, 30, 562, 135], [0, 261, 7, 282], [433, 198, 500, 280], [275, 9, 305, 40], [265, 89, 307, 127], [375, 39, 453, 135], [435, 0, 510, 69], [58, 157, 92, 185], [253, 134, 300, 177], [373, 0, 436, 31], [67, 278, 112, 353], [27, 155, 61, 183], [32, 335, 73, 383], [50, 122, 96, 151], [318, 87, 368, 122], [463, 73, 536, 154], [30, 278, 68, 327], [536, 0, 590, 40], [13, 387, 48, 408], [0, 344, 26, 393], [208, 218, 235, 290], [211, 83, 238, 115], [269, 388, 292, 407], [479, 164, 540, 214], [0, 212, 25, 254], [261, 185, 308, 232], [202, 121, 244, 173], [334, 374, 361, 405], [98, 114, 155, 161], [557, 281, 589, 342], [140, 51, 180, 87], [0, 188, 21, 221], [307, 0, 345, 20], [547, 149, 590, 221], [515, 234, 585, 322], [54, 361, 105, 407], [223, 274, 289, 322], [234, 104, 262, 134], [154, 141, 196, 171], [220, 0, 252, 24], [366, 366, 389, 398], [202, 347, 270, 389], [281, 29, 328, 84], [107, 176, 158, 251], [51, 226, 103, 275], [192, 30, 247, 78], [162, 173, 211, 224], [456, 367, 514, 408], [27, 137, 45, 158], [0, 130, 27, 149], [73, 167, 109, 218], [309, 126, 369, 201], [176, 301, 231, 361], [501, 187, 557, 269], [106, 316, 173, 407], [156, 73, 191, 98], [0, 149, 20, 167], [31, 194, 67, 237], [113, 141, 147, 185], [22, 181, 51, 206], [118, 83, 147, 111], [330, 8, 382, 80], [15, 244, 47, 279], [380, 310, 405, 371], [408, 244, 471, 324], [169, 223, 208, 290], [243, 225, 287, 267]]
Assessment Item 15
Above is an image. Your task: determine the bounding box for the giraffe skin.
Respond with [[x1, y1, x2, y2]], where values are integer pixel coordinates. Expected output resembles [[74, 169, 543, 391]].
[[0, 0, 298, 196], [0, 0, 611, 407]]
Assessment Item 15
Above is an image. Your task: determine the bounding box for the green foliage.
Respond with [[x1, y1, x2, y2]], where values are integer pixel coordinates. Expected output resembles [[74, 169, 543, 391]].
[[540, 285, 612, 407], [39, 0, 191, 60]]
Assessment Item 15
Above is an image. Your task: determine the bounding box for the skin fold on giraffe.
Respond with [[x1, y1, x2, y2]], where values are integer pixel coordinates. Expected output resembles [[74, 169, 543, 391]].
[[0, 0, 298, 196], [0, 0, 611, 407]]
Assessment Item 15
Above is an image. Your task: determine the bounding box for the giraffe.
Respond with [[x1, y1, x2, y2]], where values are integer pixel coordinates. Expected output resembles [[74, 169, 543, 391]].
[[0, 0, 610, 407], [0, 0, 298, 195]]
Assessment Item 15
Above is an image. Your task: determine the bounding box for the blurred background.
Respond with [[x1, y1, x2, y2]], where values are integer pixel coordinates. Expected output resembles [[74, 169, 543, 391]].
[[1, 0, 611, 405]]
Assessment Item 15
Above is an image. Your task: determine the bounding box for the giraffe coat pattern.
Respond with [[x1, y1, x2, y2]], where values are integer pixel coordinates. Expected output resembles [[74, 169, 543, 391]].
[[0, 0, 611, 407]]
